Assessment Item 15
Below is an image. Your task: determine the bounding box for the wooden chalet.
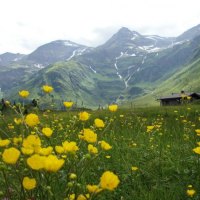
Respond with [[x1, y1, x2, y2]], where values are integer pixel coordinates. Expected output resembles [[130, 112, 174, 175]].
[[158, 91, 200, 106]]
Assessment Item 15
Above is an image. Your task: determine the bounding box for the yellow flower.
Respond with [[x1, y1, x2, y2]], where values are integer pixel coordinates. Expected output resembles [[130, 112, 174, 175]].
[[0, 139, 11, 147], [13, 137, 22, 145], [197, 142, 200, 146], [108, 104, 118, 112], [2, 147, 21, 164], [8, 124, 14, 129], [27, 154, 45, 170], [79, 129, 97, 143], [193, 147, 200, 154], [105, 155, 111, 159], [62, 141, 79, 153], [14, 118, 22, 125], [195, 129, 200, 136], [131, 166, 139, 171], [69, 173, 77, 180], [38, 146, 53, 156], [94, 118, 105, 128], [87, 184, 102, 193], [100, 140, 112, 150], [69, 194, 75, 200], [25, 113, 40, 127], [63, 101, 73, 108], [88, 144, 98, 154], [22, 135, 41, 153], [77, 194, 87, 200], [100, 171, 120, 191], [186, 189, 196, 197], [19, 90, 30, 98], [147, 125, 154, 132], [55, 145, 65, 154], [79, 111, 90, 121], [43, 155, 65, 172], [22, 177, 36, 190], [42, 85, 53, 93], [42, 127, 53, 137], [21, 147, 34, 155]]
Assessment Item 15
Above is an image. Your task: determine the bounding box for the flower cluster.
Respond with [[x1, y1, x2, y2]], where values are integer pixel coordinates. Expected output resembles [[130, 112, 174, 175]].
[[0, 87, 120, 200]]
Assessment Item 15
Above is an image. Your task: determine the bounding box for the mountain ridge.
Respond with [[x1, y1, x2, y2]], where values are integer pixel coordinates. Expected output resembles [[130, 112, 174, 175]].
[[1, 24, 200, 107]]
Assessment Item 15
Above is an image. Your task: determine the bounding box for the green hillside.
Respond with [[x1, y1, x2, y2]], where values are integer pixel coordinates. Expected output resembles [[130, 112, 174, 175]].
[[130, 58, 200, 107], [8, 60, 125, 108]]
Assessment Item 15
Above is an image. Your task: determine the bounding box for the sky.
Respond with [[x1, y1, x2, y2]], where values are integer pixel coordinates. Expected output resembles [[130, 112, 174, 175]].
[[0, 0, 200, 54]]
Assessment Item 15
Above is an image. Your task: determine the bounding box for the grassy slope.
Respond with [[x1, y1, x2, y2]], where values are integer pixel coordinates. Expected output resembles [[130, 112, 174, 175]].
[[127, 58, 200, 107], [1, 105, 200, 199]]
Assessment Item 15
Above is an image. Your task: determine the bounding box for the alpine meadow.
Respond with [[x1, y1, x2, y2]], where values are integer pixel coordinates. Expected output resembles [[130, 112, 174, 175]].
[[1, 19, 200, 200]]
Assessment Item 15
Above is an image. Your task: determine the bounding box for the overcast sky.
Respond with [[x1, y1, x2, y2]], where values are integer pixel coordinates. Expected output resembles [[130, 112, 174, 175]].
[[0, 0, 200, 54]]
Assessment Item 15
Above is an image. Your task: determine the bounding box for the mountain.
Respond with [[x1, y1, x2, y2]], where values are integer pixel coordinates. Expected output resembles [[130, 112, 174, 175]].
[[0, 40, 92, 92], [75, 25, 200, 101], [0, 52, 25, 68], [1, 24, 200, 107], [75, 27, 175, 86], [24, 40, 92, 67]]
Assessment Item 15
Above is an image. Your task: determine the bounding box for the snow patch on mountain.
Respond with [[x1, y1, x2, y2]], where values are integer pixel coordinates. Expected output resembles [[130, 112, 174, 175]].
[[147, 47, 163, 53], [66, 49, 78, 61], [138, 45, 154, 51], [138, 46, 163, 53], [89, 66, 97, 73], [63, 41, 79, 47], [116, 51, 136, 58], [34, 63, 45, 69], [13, 57, 22, 62], [145, 35, 166, 40], [76, 48, 88, 56], [124, 66, 133, 88], [142, 56, 146, 64], [168, 40, 187, 48], [66, 48, 88, 61], [114, 62, 122, 79], [131, 33, 139, 41]]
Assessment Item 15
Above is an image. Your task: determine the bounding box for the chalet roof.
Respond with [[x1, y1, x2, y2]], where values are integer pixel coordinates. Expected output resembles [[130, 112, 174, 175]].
[[158, 92, 200, 100]]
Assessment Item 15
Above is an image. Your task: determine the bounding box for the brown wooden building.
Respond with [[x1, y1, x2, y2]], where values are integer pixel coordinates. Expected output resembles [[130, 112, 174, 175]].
[[158, 92, 200, 106]]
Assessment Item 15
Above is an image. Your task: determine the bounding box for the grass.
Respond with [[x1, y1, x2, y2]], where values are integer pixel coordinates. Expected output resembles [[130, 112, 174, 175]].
[[0, 104, 200, 199]]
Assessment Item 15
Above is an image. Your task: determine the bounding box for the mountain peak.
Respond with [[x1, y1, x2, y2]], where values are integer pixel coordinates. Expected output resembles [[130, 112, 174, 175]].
[[117, 27, 140, 37], [118, 27, 132, 33]]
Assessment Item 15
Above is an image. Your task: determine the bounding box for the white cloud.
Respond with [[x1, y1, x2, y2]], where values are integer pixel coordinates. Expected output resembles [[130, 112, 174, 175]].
[[0, 0, 200, 54]]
